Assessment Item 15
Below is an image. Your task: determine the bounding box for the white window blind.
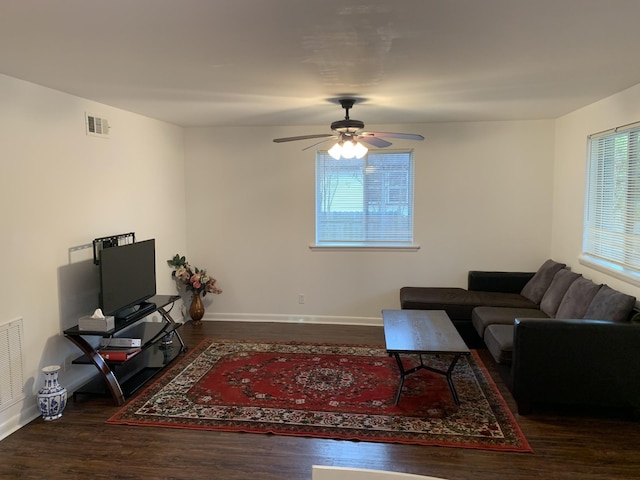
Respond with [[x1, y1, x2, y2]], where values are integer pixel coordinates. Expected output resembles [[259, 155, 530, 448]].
[[583, 123, 640, 278], [315, 150, 414, 247]]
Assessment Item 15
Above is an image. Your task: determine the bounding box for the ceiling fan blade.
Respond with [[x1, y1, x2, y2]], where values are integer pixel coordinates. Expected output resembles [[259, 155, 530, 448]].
[[273, 134, 333, 143], [302, 136, 338, 151], [358, 136, 392, 148], [360, 131, 425, 141]]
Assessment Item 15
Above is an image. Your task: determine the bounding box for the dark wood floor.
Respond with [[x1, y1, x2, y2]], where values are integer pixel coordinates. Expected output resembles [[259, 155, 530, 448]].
[[2, 321, 639, 480]]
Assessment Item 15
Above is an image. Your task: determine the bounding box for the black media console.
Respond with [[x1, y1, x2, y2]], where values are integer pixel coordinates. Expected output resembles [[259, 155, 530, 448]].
[[63, 295, 186, 405]]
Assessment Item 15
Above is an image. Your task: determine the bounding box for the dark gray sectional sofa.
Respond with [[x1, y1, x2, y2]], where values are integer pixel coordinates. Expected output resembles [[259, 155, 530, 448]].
[[400, 259, 640, 415]]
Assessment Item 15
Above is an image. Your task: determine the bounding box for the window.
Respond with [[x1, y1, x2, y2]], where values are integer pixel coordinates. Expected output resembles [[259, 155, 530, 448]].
[[315, 150, 415, 248], [582, 122, 640, 282]]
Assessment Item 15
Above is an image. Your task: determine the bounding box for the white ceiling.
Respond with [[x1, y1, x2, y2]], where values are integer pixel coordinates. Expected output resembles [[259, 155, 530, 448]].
[[2, 0, 640, 128]]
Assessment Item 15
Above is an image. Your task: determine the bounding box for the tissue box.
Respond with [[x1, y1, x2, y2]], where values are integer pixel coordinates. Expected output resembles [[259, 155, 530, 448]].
[[78, 315, 115, 332]]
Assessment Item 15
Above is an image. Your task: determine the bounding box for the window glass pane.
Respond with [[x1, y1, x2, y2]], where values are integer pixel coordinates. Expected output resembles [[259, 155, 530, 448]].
[[316, 150, 414, 246], [583, 125, 640, 275]]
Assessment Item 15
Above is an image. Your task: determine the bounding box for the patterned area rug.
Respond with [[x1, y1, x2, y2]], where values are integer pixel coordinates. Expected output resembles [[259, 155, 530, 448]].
[[107, 339, 532, 452]]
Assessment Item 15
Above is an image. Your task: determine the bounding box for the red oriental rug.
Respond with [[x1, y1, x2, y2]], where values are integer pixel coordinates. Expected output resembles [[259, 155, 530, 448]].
[[107, 339, 532, 452]]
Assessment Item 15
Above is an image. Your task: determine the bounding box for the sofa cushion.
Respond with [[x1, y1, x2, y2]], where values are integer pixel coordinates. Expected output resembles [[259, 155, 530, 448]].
[[467, 291, 538, 309], [520, 259, 567, 304], [583, 285, 636, 322], [555, 277, 601, 319], [399, 287, 537, 321], [539, 269, 582, 317], [472, 306, 549, 338], [484, 324, 514, 364], [399, 287, 479, 320]]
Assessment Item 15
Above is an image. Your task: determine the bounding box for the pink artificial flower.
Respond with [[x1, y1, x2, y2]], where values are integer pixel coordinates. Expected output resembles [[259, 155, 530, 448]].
[[168, 255, 222, 297]]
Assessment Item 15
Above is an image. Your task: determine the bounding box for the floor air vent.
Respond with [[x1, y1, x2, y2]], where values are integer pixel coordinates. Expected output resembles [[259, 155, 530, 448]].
[[86, 113, 110, 138], [0, 318, 25, 412]]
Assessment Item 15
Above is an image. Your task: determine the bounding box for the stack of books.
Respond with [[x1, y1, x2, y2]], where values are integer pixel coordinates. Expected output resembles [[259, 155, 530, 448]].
[[98, 347, 142, 362]]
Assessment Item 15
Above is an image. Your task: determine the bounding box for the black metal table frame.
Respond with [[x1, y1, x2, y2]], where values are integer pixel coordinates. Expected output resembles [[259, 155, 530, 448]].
[[389, 351, 469, 406]]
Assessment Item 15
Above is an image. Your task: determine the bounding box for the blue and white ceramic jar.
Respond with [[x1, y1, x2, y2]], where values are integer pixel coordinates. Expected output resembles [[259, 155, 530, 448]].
[[37, 365, 67, 421]]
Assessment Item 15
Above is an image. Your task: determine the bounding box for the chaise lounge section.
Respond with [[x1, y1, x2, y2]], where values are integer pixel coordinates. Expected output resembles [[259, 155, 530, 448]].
[[400, 259, 640, 415], [400, 270, 537, 348]]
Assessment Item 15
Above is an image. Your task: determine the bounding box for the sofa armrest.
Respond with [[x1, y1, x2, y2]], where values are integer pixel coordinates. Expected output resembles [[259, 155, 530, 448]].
[[467, 271, 534, 293], [511, 317, 640, 414]]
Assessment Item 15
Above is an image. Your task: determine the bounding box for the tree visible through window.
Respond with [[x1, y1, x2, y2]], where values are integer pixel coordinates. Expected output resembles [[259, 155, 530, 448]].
[[315, 150, 414, 247], [583, 123, 640, 278]]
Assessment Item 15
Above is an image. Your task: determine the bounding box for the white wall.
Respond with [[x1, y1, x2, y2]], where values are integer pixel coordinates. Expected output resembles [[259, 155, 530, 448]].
[[0, 74, 187, 439], [184, 119, 555, 321], [553, 82, 640, 298]]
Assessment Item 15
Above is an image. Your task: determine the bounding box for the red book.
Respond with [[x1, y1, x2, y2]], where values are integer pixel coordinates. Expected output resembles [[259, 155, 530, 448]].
[[99, 347, 142, 362]]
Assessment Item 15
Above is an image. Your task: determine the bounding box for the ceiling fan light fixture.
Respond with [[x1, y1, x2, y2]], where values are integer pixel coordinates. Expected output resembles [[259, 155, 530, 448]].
[[328, 137, 368, 160], [354, 141, 368, 159], [341, 140, 357, 159], [328, 142, 343, 160]]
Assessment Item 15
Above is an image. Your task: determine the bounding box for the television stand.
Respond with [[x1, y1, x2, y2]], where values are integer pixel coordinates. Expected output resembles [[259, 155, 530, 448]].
[[63, 295, 185, 405]]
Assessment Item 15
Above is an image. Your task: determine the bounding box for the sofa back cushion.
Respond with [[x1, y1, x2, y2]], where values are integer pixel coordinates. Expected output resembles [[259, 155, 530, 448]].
[[539, 269, 582, 317], [555, 277, 601, 319], [520, 259, 567, 304], [583, 285, 636, 322]]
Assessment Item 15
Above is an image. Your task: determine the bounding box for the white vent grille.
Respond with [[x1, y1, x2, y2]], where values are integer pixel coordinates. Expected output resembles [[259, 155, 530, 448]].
[[0, 318, 25, 411], [86, 113, 110, 138]]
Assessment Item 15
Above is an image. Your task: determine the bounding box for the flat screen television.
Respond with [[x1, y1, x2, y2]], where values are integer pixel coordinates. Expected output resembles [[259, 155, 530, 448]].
[[98, 239, 157, 319]]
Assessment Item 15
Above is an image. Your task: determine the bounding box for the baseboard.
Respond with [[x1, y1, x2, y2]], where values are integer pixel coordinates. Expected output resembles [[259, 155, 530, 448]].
[[204, 312, 383, 327], [0, 369, 100, 442], [0, 402, 40, 442]]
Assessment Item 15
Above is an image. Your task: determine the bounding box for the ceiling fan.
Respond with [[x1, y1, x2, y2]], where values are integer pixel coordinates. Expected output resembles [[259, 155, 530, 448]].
[[273, 99, 424, 159]]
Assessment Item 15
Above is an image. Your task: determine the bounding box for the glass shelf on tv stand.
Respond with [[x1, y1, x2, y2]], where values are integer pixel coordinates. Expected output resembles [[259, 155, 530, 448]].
[[63, 294, 186, 405]]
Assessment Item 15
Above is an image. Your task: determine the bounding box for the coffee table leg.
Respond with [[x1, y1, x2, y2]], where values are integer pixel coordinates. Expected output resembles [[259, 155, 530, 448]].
[[446, 354, 463, 406], [391, 353, 406, 405], [391, 352, 466, 406]]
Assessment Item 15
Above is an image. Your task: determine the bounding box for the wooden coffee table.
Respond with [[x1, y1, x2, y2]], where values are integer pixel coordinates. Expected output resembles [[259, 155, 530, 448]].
[[382, 309, 470, 406]]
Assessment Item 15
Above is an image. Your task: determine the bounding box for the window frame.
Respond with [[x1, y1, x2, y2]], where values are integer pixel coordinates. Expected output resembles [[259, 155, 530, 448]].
[[312, 149, 420, 251], [580, 121, 640, 285]]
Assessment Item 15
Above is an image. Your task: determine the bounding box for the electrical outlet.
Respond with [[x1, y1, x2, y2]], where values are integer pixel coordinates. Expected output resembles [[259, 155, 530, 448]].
[[298, 294, 305, 304]]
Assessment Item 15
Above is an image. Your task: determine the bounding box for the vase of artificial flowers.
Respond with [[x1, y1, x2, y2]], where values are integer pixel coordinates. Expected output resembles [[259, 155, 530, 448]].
[[167, 254, 222, 326], [189, 293, 205, 325]]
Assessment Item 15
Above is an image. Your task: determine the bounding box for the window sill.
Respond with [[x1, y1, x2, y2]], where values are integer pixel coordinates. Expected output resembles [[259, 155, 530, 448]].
[[309, 244, 421, 252], [578, 254, 640, 287]]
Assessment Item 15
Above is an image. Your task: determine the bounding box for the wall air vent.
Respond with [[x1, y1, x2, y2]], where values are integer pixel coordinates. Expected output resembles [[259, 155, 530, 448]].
[[85, 113, 110, 138], [0, 318, 25, 412]]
